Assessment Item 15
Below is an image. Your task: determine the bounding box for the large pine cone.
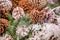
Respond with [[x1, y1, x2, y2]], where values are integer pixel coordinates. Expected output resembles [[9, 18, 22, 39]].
[[0, 18, 8, 34], [18, 0, 36, 13], [29, 9, 45, 24], [27, 23, 60, 40]]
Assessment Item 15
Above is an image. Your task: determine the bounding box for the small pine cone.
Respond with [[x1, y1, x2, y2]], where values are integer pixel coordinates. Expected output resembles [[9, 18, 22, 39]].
[[0, 18, 8, 34], [28, 0, 47, 10], [12, 7, 25, 20], [18, 0, 36, 13], [29, 9, 45, 24]]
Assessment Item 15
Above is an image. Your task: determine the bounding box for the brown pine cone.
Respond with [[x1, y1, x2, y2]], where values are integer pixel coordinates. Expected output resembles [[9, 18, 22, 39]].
[[11, 0, 20, 8], [28, 0, 47, 10], [18, 0, 36, 13], [29, 9, 45, 24], [0, 4, 9, 19], [0, 18, 8, 26], [0, 18, 8, 34], [0, 24, 5, 34]]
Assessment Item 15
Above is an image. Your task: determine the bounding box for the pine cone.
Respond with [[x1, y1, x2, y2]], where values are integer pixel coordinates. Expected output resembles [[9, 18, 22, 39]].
[[12, 7, 25, 20], [18, 0, 36, 13], [0, 0, 12, 10], [29, 9, 45, 24], [28, 23, 60, 40], [0, 4, 9, 19], [16, 26, 30, 37], [28, 0, 47, 10], [0, 18, 8, 34], [40, 7, 56, 23], [11, 0, 20, 8]]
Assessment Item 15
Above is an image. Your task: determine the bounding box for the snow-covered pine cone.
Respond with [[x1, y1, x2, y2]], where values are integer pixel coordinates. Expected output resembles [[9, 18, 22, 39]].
[[0, 18, 8, 34], [0, 34, 13, 40], [41, 6, 60, 24], [12, 7, 25, 20], [0, 3, 10, 19], [27, 23, 60, 40], [16, 26, 30, 37], [0, 0, 12, 10], [40, 7, 56, 23]]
